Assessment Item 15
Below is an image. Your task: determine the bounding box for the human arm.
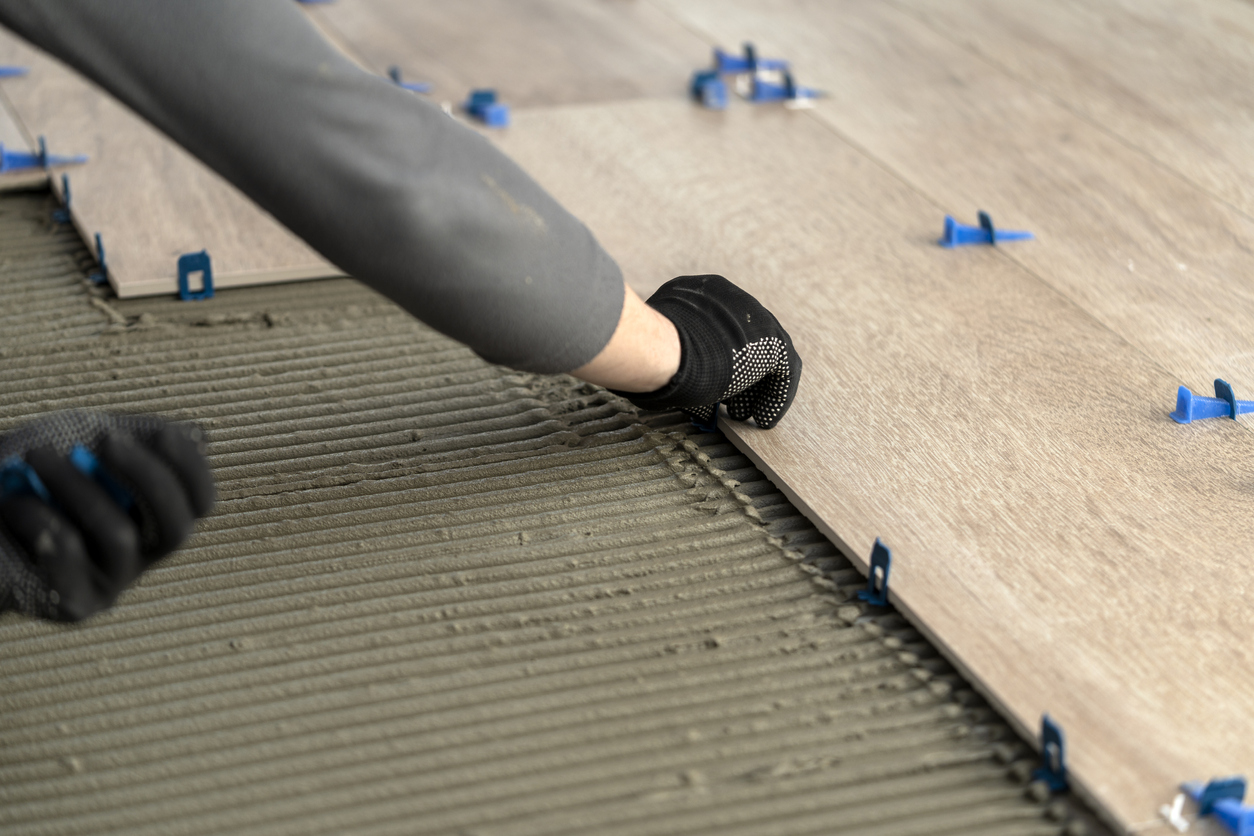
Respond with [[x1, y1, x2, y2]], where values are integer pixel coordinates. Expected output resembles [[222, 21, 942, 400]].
[[0, 3, 802, 621], [0, 0, 624, 373], [578, 277, 802, 430], [0, 0, 801, 421]]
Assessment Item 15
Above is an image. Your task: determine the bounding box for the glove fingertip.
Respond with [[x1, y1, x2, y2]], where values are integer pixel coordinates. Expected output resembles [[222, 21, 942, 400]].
[[152, 423, 216, 517], [0, 495, 110, 622], [725, 391, 756, 422], [25, 446, 143, 589], [753, 350, 802, 431], [99, 432, 195, 562]]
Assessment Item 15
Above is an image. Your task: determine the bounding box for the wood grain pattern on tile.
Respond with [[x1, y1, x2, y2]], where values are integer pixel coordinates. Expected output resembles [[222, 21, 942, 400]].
[[0, 29, 336, 297], [309, 0, 711, 108], [657, 0, 1254, 416], [495, 96, 1254, 834], [896, 0, 1254, 218]]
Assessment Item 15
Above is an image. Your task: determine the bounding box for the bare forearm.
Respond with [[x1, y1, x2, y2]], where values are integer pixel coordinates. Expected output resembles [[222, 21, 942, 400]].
[[570, 284, 681, 392]]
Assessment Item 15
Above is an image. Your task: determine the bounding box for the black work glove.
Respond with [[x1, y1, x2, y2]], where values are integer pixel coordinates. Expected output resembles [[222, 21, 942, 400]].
[[615, 275, 802, 430], [0, 411, 214, 622]]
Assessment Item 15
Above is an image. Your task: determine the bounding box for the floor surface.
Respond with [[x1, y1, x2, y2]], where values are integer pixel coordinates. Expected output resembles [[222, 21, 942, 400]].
[[5, 0, 1252, 831], [0, 189, 1102, 836]]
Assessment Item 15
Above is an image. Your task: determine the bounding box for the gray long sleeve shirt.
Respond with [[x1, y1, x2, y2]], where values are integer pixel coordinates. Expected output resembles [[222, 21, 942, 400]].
[[0, 0, 624, 373]]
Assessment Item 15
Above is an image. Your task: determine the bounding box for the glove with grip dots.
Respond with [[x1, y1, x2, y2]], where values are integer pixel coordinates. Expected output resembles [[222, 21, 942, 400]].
[[0, 411, 214, 622], [615, 275, 802, 430]]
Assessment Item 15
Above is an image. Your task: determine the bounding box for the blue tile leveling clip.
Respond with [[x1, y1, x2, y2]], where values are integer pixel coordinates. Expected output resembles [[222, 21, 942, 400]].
[[0, 135, 88, 173], [855, 538, 892, 607], [939, 211, 1033, 247], [690, 71, 728, 111], [178, 250, 214, 301], [690, 410, 718, 434], [51, 173, 73, 223], [464, 90, 510, 128], [1171, 379, 1254, 423], [691, 43, 822, 110], [88, 233, 108, 286], [746, 72, 823, 106], [1032, 715, 1068, 793], [1182, 777, 1254, 836], [387, 66, 432, 93], [714, 43, 789, 75]]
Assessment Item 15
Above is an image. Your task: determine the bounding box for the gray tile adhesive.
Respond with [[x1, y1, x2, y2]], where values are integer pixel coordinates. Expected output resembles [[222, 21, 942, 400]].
[[0, 188, 1111, 836]]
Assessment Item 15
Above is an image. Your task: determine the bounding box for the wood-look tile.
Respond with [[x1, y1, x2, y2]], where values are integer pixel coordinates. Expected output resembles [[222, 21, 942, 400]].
[[495, 95, 1254, 834], [0, 29, 335, 297], [310, 0, 711, 108]]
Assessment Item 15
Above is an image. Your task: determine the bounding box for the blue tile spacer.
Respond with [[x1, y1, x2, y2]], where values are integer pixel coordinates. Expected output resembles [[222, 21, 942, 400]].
[[746, 71, 823, 105], [387, 66, 432, 93], [855, 538, 892, 606], [464, 89, 510, 128], [88, 232, 108, 286], [1214, 798, 1253, 836], [939, 212, 1034, 247], [690, 411, 719, 433], [713, 43, 789, 75], [0, 141, 33, 173], [52, 173, 72, 223], [0, 66, 28, 78], [978, 210, 997, 245], [690, 70, 728, 110], [1170, 379, 1254, 424], [0, 456, 51, 503], [0, 135, 88, 173], [1215, 379, 1248, 420], [1031, 714, 1068, 793], [1182, 777, 1253, 836], [177, 250, 214, 300], [1184, 776, 1247, 816]]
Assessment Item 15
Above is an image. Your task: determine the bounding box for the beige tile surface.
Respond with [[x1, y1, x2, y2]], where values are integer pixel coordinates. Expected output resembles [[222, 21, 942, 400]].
[[309, 0, 711, 108], [0, 29, 336, 297], [494, 94, 1254, 834]]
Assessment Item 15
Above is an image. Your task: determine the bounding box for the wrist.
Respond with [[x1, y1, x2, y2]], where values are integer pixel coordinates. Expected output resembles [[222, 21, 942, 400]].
[[570, 284, 680, 392]]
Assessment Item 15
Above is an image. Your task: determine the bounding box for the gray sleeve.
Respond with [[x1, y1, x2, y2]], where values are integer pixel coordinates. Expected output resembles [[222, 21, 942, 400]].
[[0, 0, 624, 373]]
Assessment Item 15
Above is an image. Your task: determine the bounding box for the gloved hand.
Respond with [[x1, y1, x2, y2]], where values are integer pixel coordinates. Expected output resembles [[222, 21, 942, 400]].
[[0, 411, 214, 622], [615, 275, 802, 430]]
